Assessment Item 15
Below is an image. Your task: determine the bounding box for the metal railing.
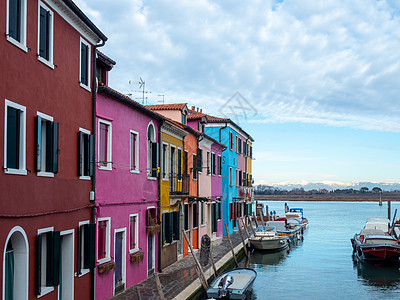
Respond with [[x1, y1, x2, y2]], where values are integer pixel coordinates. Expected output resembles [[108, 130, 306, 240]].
[[170, 173, 190, 195]]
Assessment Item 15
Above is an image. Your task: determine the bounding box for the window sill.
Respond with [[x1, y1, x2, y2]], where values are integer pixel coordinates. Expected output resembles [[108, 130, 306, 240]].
[[37, 171, 55, 178], [162, 178, 169, 181], [97, 257, 111, 265], [78, 269, 90, 277], [79, 175, 91, 180], [37, 286, 54, 298], [129, 248, 139, 254], [201, 224, 206, 228], [80, 82, 91, 92], [130, 170, 140, 174], [147, 176, 157, 181], [4, 168, 27, 176], [6, 36, 28, 52], [38, 56, 54, 69], [98, 166, 112, 171]]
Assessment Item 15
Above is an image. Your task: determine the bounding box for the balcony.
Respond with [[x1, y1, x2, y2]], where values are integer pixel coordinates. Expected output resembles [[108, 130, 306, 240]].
[[170, 173, 190, 195]]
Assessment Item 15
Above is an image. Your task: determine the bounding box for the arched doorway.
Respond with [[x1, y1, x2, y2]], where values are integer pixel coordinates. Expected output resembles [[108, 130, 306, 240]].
[[2, 227, 29, 300]]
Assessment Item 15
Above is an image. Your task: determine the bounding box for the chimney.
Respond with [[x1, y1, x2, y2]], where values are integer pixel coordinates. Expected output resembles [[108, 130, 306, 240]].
[[200, 109, 202, 113], [191, 106, 195, 111], [197, 107, 199, 112]]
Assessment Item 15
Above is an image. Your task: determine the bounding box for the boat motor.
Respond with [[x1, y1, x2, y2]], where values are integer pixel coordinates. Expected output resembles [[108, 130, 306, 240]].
[[217, 274, 234, 298]]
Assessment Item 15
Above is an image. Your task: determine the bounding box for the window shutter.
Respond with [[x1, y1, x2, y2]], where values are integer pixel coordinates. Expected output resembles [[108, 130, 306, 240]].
[[78, 131, 83, 176], [193, 203, 198, 228], [36, 116, 42, 172], [52, 231, 61, 286], [230, 202, 233, 220], [39, 7, 49, 60], [172, 211, 180, 240], [184, 205, 189, 231], [151, 142, 158, 177], [8, 0, 20, 41], [212, 203, 217, 233], [77, 225, 82, 274], [164, 213, 172, 244], [88, 223, 96, 268], [197, 148, 202, 171], [89, 134, 95, 176], [6, 106, 20, 169], [81, 43, 88, 85], [46, 232, 53, 286], [177, 149, 182, 178], [192, 154, 196, 178], [35, 234, 42, 296], [52, 122, 59, 174], [183, 151, 188, 174]]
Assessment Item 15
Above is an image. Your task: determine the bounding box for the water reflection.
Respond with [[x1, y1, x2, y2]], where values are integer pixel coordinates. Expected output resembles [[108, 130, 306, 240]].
[[249, 248, 289, 266], [352, 255, 400, 288]]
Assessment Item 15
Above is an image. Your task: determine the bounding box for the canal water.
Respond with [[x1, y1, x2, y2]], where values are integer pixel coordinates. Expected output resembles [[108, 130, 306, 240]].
[[219, 201, 400, 299]]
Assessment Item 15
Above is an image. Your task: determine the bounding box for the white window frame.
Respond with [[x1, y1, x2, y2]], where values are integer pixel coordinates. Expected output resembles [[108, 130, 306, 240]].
[[6, 0, 28, 52], [130, 130, 139, 174], [200, 202, 205, 226], [4, 99, 26, 175], [177, 147, 182, 182], [79, 127, 91, 180], [97, 217, 111, 264], [211, 152, 216, 175], [129, 214, 139, 253], [79, 37, 91, 92], [146, 122, 157, 180], [170, 144, 176, 178], [98, 119, 112, 171], [36, 111, 55, 178], [37, 227, 55, 297], [78, 220, 90, 277], [37, 1, 54, 69], [162, 142, 169, 181]]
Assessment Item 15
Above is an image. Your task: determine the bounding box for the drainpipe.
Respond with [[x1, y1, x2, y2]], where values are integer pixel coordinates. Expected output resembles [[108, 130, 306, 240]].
[[91, 39, 105, 300], [157, 120, 164, 272], [196, 134, 204, 247], [219, 122, 228, 143]]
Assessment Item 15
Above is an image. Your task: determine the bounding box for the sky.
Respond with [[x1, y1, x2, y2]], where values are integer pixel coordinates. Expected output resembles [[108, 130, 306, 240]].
[[75, 0, 400, 186]]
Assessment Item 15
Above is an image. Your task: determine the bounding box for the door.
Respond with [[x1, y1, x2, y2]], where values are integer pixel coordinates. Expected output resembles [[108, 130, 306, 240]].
[[147, 233, 153, 273], [59, 231, 74, 300], [114, 231, 125, 295]]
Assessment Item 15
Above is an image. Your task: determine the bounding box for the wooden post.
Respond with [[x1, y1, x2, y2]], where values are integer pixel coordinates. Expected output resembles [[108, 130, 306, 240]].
[[224, 223, 238, 267], [155, 273, 165, 300], [182, 230, 209, 289], [247, 216, 257, 237], [252, 212, 259, 228], [136, 286, 143, 300], [241, 217, 250, 239], [258, 211, 266, 228], [209, 243, 218, 278], [237, 218, 248, 258], [388, 200, 391, 221]]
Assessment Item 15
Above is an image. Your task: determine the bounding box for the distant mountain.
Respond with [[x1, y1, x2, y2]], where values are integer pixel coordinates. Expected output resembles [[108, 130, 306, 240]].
[[256, 181, 400, 192]]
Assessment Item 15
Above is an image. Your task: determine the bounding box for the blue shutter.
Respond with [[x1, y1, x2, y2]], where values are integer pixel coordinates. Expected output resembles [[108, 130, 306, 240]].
[[36, 116, 42, 172]]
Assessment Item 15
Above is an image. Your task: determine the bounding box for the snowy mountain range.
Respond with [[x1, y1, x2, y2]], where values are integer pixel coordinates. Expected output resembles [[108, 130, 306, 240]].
[[256, 181, 400, 191]]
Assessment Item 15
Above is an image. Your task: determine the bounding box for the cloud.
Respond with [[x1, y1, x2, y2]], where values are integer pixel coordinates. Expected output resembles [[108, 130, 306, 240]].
[[74, 0, 400, 131]]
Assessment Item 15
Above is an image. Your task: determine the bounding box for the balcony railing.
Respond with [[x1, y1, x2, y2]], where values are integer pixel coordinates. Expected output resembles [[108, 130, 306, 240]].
[[170, 173, 190, 195]]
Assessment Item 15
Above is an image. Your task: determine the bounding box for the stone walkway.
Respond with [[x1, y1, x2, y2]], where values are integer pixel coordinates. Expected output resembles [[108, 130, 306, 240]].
[[109, 232, 244, 300]]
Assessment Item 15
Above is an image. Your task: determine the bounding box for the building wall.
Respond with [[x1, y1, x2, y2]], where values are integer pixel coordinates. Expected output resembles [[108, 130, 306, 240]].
[[95, 93, 160, 299], [211, 142, 224, 238], [0, 0, 98, 298]]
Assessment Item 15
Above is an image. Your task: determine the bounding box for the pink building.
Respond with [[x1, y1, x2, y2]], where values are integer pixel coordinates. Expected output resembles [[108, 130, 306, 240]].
[[94, 57, 164, 298]]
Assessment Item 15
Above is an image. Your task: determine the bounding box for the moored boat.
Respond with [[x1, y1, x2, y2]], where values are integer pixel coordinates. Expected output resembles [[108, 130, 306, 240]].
[[266, 219, 303, 242], [351, 218, 400, 264], [249, 226, 289, 251], [206, 268, 257, 300]]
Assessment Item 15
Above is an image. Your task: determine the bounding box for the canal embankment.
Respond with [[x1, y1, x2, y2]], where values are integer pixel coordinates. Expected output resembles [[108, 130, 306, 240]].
[[109, 231, 247, 300]]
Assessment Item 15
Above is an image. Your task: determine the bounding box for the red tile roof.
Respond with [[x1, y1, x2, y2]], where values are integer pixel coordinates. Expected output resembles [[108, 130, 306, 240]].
[[145, 103, 188, 111]]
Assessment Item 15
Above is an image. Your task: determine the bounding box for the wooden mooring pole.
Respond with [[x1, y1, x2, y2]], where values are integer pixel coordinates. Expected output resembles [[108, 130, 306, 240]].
[[209, 242, 218, 278], [247, 215, 257, 237], [237, 218, 249, 258], [224, 223, 239, 267], [252, 212, 259, 228], [241, 217, 250, 239], [154, 273, 165, 300], [182, 230, 209, 289]]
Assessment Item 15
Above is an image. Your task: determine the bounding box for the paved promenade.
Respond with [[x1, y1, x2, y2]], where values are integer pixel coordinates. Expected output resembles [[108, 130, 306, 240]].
[[109, 232, 245, 300]]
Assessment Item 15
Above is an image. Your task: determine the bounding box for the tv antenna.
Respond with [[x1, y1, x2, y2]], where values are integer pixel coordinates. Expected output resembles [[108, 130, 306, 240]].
[[128, 77, 151, 104], [158, 94, 165, 104]]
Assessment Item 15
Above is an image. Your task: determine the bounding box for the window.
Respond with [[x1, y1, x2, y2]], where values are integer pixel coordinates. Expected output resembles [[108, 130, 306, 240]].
[[162, 143, 168, 180], [238, 138, 242, 154], [36, 112, 59, 177], [98, 119, 112, 170], [170, 146, 176, 176], [147, 123, 158, 178], [192, 153, 197, 180], [239, 170, 242, 186], [218, 155, 222, 176], [79, 128, 94, 179], [36, 228, 58, 297], [184, 204, 189, 231], [80, 38, 91, 90], [201, 202, 205, 225], [211, 153, 216, 175], [236, 169, 239, 186], [4, 100, 26, 175], [37, 2, 54, 68], [162, 211, 180, 245], [217, 201, 222, 220], [250, 146, 253, 158], [97, 217, 110, 263], [243, 141, 247, 156], [130, 131, 139, 173], [192, 203, 198, 229], [177, 148, 182, 179], [6, 0, 27, 51], [129, 214, 138, 252], [235, 136, 238, 153], [229, 167, 232, 186], [183, 150, 188, 175], [206, 151, 210, 175], [181, 114, 186, 124], [197, 148, 203, 173], [78, 221, 95, 276], [229, 132, 233, 150], [243, 171, 247, 186]]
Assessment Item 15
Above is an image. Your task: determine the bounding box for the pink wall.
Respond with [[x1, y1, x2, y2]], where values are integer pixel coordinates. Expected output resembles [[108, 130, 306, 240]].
[[95, 92, 160, 299], [211, 143, 224, 237]]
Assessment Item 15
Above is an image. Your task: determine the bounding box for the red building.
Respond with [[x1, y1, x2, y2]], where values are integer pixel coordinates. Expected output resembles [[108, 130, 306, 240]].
[[0, 0, 106, 299]]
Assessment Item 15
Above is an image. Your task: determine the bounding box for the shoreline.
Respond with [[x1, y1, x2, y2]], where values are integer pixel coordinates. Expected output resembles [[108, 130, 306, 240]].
[[254, 195, 400, 202]]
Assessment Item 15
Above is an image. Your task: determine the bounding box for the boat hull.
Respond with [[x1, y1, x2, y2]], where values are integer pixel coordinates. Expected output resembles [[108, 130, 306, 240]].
[[249, 236, 289, 251], [351, 237, 400, 263]]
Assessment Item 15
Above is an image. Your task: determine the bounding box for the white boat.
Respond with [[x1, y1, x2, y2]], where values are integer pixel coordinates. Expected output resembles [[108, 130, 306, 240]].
[[207, 268, 257, 300], [249, 226, 289, 251]]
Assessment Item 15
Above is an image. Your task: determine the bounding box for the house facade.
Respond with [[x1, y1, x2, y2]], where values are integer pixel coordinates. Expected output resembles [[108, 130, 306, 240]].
[[94, 81, 164, 298], [0, 0, 107, 299]]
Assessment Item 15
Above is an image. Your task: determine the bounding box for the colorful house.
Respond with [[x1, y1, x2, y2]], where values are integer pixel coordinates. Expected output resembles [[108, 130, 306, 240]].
[[204, 115, 254, 234], [94, 60, 165, 296], [0, 0, 107, 299]]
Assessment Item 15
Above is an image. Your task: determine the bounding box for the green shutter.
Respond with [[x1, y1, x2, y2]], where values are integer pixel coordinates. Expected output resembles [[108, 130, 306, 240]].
[[172, 211, 180, 240], [89, 134, 95, 176], [5, 248, 14, 300], [36, 234, 42, 296], [36, 116, 42, 172], [52, 122, 59, 174], [80, 43, 88, 85], [164, 213, 172, 244], [197, 148, 202, 171], [151, 142, 158, 177], [212, 203, 217, 233], [6, 106, 19, 169], [78, 131, 83, 176], [8, 0, 21, 41], [77, 225, 82, 275], [52, 231, 61, 286], [39, 7, 49, 60]]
